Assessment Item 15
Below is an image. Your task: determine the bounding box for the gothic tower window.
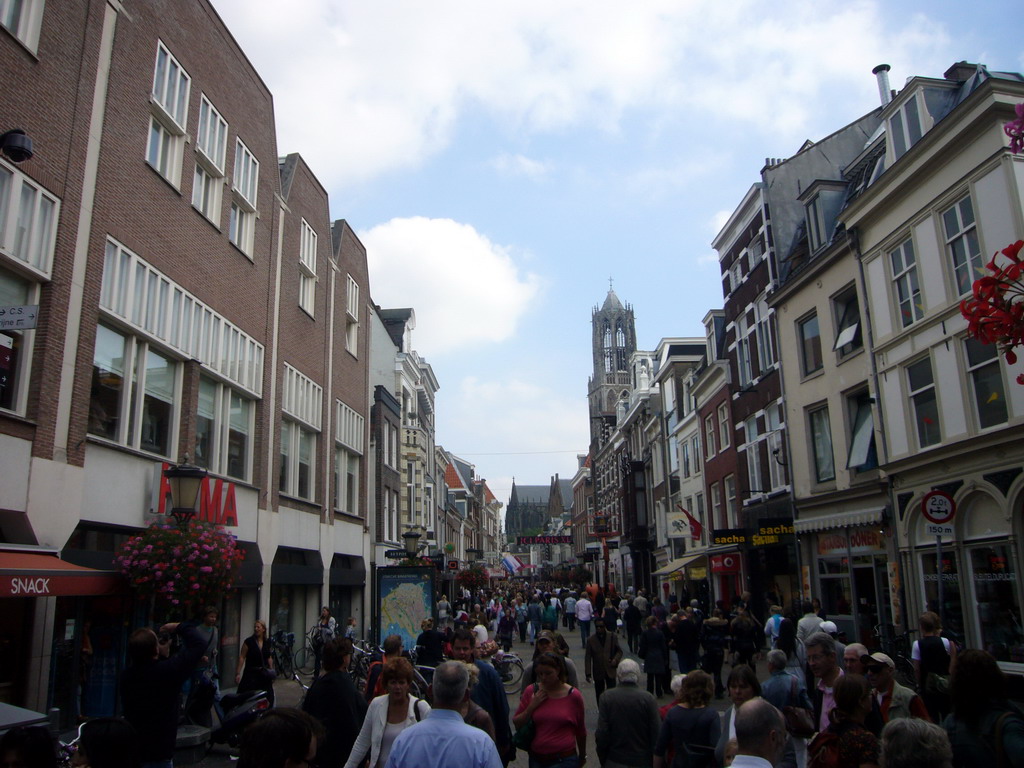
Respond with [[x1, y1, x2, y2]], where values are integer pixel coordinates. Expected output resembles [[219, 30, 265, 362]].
[[616, 322, 625, 347]]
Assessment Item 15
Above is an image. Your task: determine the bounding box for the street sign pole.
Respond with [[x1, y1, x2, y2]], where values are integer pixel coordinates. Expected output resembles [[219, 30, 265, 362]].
[[921, 490, 956, 630], [936, 534, 944, 631]]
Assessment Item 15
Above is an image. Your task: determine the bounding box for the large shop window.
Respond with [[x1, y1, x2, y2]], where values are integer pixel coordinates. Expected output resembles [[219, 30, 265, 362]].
[[0, 266, 33, 412], [921, 550, 965, 643], [89, 325, 178, 457], [196, 376, 252, 482], [969, 545, 1023, 663]]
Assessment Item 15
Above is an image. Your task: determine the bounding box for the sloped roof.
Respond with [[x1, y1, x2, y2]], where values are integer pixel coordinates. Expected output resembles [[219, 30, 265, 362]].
[[601, 289, 624, 312], [445, 463, 464, 490]]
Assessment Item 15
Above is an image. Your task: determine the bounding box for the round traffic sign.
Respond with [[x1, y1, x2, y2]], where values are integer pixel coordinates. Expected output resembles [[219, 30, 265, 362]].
[[921, 490, 956, 524]]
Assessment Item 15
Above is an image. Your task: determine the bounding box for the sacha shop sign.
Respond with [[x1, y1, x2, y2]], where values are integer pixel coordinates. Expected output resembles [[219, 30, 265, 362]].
[[152, 462, 240, 527]]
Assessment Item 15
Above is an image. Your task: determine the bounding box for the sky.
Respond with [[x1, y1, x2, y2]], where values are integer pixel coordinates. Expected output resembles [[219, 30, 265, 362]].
[[211, 0, 1022, 510]]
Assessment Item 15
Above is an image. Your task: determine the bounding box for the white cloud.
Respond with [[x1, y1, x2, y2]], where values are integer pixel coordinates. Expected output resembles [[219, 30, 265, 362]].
[[212, 0, 952, 189], [439, 376, 590, 495], [709, 210, 733, 237], [489, 152, 549, 180], [360, 217, 541, 356]]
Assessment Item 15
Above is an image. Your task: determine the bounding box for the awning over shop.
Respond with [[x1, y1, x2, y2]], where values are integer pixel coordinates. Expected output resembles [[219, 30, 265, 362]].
[[329, 554, 366, 587], [652, 553, 704, 577], [0, 551, 124, 597], [794, 507, 885, 534]]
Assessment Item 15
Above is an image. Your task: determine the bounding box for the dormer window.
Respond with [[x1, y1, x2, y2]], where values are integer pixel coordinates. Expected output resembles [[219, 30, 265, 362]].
[[890, 92, 924, 160], [800, 181, 847, 253]]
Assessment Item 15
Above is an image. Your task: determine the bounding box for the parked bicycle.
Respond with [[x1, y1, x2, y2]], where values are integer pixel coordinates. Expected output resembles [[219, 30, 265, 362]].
[[270, 629, 295, 678], [350, 642, 373, 693], [873, 623, 918, 689], [492, 650, 524, 693], [293, 626, 321, 675]]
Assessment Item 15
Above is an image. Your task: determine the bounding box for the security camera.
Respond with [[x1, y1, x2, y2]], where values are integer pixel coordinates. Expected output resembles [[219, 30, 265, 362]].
[[1, 130, 34, 164]]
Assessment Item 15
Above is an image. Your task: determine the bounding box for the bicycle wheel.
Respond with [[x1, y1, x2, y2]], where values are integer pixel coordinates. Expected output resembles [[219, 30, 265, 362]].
[[294, 645, 314, 675], [894, 656, 916, 690], [278, 647, 294, 678], [499, 658, 524, 693]]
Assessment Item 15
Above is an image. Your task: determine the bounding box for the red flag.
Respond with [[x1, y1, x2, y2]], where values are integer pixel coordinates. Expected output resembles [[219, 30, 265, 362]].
[[676, 503, 703, 541]]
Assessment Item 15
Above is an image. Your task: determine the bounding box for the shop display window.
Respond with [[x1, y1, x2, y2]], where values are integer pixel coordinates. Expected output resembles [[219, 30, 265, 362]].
[[970, 545, 1024, 663], [920, 551, 965, 642]]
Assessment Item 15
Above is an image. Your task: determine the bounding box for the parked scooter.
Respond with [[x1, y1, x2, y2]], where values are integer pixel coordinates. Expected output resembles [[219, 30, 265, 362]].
[[208, 688, 271, 748]]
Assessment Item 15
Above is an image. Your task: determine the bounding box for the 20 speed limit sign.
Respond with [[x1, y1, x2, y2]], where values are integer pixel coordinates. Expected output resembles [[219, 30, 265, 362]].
[[922, 490, 956, 535]]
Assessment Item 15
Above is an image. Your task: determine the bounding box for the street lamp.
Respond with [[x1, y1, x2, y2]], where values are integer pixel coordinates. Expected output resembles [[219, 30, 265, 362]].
[[163, 455, 207, 528], [402, 530, 422, 557], [466, 547, 483, 564]]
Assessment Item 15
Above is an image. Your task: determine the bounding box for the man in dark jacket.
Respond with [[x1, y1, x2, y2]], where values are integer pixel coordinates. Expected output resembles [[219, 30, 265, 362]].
[[673, 610, 701, 673], [121, 621, 207, 768], [596, 659, 660, 767], [302, 636, 368, 767], [585, 619, 624, 703]]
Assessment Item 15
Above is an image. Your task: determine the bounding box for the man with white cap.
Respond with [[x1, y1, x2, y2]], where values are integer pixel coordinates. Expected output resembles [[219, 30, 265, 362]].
[[862, 651, 931, 724]]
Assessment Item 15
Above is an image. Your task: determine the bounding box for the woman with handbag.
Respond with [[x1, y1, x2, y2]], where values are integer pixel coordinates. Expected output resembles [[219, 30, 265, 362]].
[[235, 619, 275, 707], [513, 652, 587, 768]]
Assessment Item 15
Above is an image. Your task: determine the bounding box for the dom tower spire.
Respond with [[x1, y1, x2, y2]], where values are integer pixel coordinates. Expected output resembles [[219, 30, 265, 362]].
[[588, 284, 636, 450]]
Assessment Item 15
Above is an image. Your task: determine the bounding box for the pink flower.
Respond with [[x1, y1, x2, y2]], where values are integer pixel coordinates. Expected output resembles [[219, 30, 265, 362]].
[[199, 566, 213, 573], [1006, 103, 1024, 155]]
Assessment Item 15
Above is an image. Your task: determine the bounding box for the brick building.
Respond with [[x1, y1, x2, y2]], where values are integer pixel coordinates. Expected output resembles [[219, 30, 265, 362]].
[[0, 1, 369, 720]]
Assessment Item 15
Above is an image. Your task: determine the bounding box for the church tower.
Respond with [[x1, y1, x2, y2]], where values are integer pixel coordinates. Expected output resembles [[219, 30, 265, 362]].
[[588, 284, 636, 450]]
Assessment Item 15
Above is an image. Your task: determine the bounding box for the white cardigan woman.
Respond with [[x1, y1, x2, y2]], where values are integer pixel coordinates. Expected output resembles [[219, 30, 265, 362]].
[[343, 693, 430, 768]]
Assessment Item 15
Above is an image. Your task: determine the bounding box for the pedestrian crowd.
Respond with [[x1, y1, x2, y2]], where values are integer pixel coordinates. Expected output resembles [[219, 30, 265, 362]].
[[5, 586, 1024, 768]]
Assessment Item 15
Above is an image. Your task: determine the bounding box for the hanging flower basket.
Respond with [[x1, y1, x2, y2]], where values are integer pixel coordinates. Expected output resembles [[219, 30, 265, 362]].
[[456, 565, 489, 592], [116, 520, 245, 618]]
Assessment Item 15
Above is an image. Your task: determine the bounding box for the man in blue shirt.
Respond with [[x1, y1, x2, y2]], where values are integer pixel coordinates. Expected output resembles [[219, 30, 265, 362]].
[[450, 628, 513, 764], [385, 661, 502, 768]]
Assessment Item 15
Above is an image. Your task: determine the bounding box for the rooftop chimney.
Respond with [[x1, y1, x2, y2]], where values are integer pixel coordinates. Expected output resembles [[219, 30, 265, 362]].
[[872, 64, 892, 106], [944, 61, 979, 82]]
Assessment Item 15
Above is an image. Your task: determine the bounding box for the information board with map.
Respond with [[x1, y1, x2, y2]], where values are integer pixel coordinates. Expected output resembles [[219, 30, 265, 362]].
[[375, 567, 435, 650]]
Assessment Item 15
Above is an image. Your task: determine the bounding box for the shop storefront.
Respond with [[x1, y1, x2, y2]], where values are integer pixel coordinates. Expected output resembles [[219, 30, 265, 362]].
[[328, 554, 366, 628], [801, 517, 894, 647], [906, 487, 1024, 665], [0, 547, 125, 724], [270, 547, 324, 638]]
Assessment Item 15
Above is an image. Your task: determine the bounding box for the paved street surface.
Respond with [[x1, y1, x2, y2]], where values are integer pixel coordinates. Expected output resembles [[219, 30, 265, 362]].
[[193, 628, 762, 766]]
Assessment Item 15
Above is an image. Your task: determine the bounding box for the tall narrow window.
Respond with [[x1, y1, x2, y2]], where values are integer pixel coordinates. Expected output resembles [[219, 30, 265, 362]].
[[0, 0, 44, 51], [808, 405, 835, 483], [799, 313, 823, 375], [964, 337, 1007, 429], [890, 238, 923, 327], [704, 415, 716, 459], [907, 357, 940, 448], [943, 195, 983, 297], [298, 219, 317, 315], [229, 139, 259, 256], [192, 95, 228, 225], [832, 287, 862, 357], [846, 390, 877, 471], [718, 403, 731, 449], [745, 416, 762, 493], [147, 41, 190, 187]]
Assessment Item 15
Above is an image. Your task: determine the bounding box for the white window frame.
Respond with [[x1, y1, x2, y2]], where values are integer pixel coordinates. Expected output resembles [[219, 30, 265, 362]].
[[681, 439, 691, 478], [889, 92, 925, 161], [711, 483, 723, 529], [964, 337, 1008, 430], [807, 195, 827, 252], [345, 274, 360, 354], [691, 435, 701, 475], [718, 403, 730, 449], [280, 420, 316, 501], [196, 376, 253, 482], [766, 406, 785, 490], [147, 41, 190, 187], [0, 0, 45, 52], [808, 404, 835, 484], [88, 324, 181, 458], [282, 362, 322, 430], [729, 260, 743, 292], [192, 95, 228, 225], [846, 389, 876, 472], [229, 139, 259, 256], [299, 218, 317, 315], [100, 238, 264, 395], [943, 194, 983, 298], [334, 446, 361, 515], [724, 474, 737, 527], [0, 159, 59, 278], [754, 301, 775, 374], [736, 314, 753, 386], [890, 237, 923, 328], [906, 356, 940, 448], [0, 264, 38, 414], [745, 416, 762, 494], [832, 286, 862, 358], [704, 414, 716, 459]]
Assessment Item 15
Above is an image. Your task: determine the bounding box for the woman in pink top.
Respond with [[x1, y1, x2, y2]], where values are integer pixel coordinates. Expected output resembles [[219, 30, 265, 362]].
[[513, 652, 587, 768]]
